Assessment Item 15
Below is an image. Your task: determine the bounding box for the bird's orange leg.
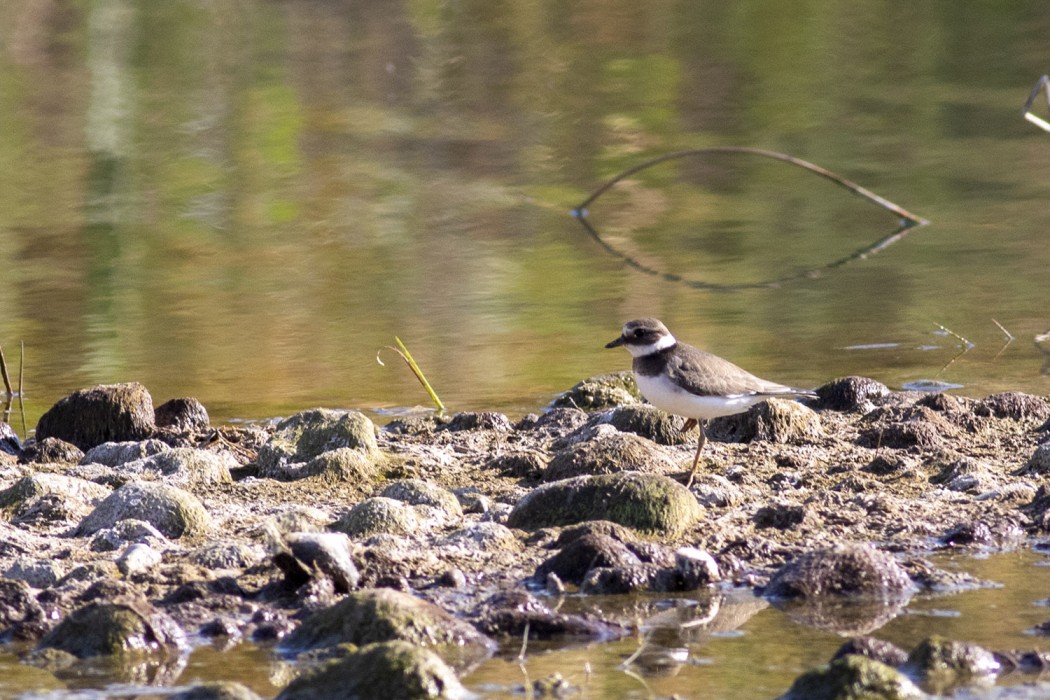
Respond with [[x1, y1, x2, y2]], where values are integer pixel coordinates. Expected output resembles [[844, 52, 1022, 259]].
[[685, 421, 707, 488]]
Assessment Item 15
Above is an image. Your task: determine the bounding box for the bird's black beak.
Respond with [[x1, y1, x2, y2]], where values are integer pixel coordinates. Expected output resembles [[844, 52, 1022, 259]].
[[605, 335, 625, 349]]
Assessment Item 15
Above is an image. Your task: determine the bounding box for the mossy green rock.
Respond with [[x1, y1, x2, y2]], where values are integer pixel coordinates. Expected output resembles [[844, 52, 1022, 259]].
[[37, 599, 186, 658], [257, 409, 379, 479], [281, 588, 495, 672], [551, 372, 639, 411], [171, 682, 263, 700], [276, 641, 467, 700], [902, 635, 999, 692], [0, 474, 111, 517], [780, 654, 922, 699], [507, 472, 702, 536], [75, 481, 211, 539]]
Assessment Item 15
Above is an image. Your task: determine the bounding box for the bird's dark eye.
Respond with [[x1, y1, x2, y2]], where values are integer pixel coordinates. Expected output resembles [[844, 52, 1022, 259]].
[[633, 328, 645, 338]]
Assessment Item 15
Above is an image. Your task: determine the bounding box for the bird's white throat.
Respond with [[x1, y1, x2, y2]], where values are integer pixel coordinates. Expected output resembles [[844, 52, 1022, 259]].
[[625, 332, 677, 357]]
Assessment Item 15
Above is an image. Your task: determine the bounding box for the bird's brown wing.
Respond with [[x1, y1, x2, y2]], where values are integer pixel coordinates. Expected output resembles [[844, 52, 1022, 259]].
[[666, 344, 812, 397]]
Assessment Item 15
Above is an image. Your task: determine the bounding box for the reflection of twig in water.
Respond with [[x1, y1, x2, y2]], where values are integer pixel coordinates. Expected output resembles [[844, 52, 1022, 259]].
[[933, 323, 974, 376], [991, 318, 1015, 361], [573, 147, 928, 291], [1022, 75, 1050, 133], [1035, 330, 1050, 375]]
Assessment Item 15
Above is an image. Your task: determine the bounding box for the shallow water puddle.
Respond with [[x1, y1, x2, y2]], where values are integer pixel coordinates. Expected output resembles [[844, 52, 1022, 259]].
[[463, 550, 1050, 699], [8, 550, 1050, 698]]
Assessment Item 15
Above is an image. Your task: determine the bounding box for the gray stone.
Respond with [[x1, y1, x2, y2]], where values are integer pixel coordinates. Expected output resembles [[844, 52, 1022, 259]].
[[76, 481, 211, 539], [82, 440, 171, 467], [281, 588, 495, 672], [332, 497, 421, 538]]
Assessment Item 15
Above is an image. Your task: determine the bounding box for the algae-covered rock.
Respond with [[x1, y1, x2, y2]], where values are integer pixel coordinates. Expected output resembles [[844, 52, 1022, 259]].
[[281, 588, 495, 672], [0, 474, 111, 522], [606, 404, 698, 445], [779, 654, 922, 700], [75, 481, 211, 539], [36, 383, 156, 451], [545, 432, 679, 480], [551, 372, 639, 411], [37, 598, 186, 658], [303, 447, 383, 483], [331, 497, 420, 538], [276, 641, 467, 700], [380, 479, 463, 520], [171, 681, 263, 700], [902, 635, 999, 691], [507, 472, 702, 536], [708, 398, 823, 444], [257, 409, 379, 479], [764, 544, 914, 600]]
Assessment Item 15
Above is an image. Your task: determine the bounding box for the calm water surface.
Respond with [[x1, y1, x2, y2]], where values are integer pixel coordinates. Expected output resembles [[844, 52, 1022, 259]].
[[3, 1, 1050, 697], [8, 551, 1050, 699], [1, 1, 1049, 429]]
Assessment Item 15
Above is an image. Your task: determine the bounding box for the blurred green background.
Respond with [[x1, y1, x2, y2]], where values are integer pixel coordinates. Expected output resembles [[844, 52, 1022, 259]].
[[2, 1, 1049, 428]]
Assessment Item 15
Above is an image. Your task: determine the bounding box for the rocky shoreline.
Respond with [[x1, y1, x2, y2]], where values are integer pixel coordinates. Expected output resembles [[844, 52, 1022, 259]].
[[1, 374, 1050, 698]]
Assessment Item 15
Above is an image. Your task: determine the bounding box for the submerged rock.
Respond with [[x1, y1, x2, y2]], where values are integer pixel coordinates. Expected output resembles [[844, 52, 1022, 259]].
[[507, 472, 702, 536], [902, 635, 1000, 691], [36, 383, 156, 451], [276, 641, 468, 700], [779, 654, 922, 700], [170, 681, 263, 700], [281, 588, 495, 672], [75, 481, 211, 539], [832, 636, 909, 667]]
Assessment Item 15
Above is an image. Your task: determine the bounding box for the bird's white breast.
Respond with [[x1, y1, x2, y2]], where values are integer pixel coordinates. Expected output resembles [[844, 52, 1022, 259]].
[[635, 371, 767, 420]]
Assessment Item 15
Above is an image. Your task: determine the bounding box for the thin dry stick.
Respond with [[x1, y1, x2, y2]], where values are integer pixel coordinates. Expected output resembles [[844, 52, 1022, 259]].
[[17, 341, 26, 436], [991, 318, 1015, 361], [574, 147, 929, 225], [0, 345, 12, 397], [1022, 75, 1050, 133], [934, 323, 973, 376], [376, 337, 446, 413], [517, 621, 530, 663]]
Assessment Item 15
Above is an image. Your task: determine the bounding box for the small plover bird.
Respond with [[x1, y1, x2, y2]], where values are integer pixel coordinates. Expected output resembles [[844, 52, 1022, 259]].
[[606, 317, 817, 486]]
